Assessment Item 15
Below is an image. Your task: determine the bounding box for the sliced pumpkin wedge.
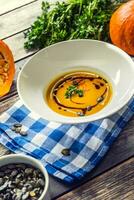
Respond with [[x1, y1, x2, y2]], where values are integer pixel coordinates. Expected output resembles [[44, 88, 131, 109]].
[[0, 40, 15, 97]]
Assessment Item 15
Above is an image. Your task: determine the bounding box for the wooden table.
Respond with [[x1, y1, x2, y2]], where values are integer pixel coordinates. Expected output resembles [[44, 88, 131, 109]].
[[0, 1, 134, 199]]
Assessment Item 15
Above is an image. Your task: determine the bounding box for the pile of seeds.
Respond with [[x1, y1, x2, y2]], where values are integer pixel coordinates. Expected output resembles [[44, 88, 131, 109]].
[[12, 123, 28, 136], [0, 163, 45, 200]]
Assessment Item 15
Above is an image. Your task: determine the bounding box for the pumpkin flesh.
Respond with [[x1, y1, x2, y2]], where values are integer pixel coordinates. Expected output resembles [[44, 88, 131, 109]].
[[0, 40, 15, 97]]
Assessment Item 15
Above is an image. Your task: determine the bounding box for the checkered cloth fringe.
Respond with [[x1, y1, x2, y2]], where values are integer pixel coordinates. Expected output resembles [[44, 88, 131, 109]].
[[0, 97, 134, 183]]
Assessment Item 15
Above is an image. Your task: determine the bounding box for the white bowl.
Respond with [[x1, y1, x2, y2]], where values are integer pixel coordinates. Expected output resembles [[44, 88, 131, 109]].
[[17, 39, 134, 124], [0, 154, 50, 200]]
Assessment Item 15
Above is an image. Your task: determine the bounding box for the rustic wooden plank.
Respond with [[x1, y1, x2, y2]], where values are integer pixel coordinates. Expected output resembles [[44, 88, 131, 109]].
[[0, 144, 10, 156], [1, 0, 59, 61], [0, 0, 42, 39], [4, 33, 36, 62], [0, 0, 38, 16], [57, 157, 134, 200], [0, 94, 18, 113], [0, 0, 61, 39]]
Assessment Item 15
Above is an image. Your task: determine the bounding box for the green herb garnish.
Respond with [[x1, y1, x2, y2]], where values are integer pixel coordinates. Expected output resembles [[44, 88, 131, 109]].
[[24, 0, 122, 50], [65, 85, 84, 98]]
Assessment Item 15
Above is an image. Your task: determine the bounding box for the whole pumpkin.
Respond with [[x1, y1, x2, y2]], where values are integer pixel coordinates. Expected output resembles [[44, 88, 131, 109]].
[[110, 0, 134, 56], [0, 40, 15, 97]]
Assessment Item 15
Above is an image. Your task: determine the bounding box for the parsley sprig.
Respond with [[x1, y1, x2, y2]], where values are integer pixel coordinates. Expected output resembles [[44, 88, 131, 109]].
[[24, 0, 122, 50], [65, 85, 84, 98]]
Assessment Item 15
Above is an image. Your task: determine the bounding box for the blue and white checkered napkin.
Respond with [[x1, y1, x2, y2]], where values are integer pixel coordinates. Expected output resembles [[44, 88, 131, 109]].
[[0, 97, 134, 183]]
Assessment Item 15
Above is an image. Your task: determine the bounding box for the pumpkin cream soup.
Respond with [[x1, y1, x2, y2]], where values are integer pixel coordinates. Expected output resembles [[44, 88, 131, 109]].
[[46, 71, 112, 117]]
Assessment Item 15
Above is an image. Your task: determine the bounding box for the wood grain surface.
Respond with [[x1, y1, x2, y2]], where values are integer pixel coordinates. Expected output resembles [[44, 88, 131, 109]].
[[57, 158, 134, 200], [0, 0, 42, 39], [0, 0, 38, 16], [4, 33, 36, 62]]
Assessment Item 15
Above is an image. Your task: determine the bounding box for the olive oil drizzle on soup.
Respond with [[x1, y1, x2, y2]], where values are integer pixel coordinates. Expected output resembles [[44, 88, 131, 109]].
[[46, 71, 112, 117]]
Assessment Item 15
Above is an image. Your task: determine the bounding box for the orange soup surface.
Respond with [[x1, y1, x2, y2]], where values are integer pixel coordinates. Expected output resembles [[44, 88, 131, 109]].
[[46, 71, 112, 117]]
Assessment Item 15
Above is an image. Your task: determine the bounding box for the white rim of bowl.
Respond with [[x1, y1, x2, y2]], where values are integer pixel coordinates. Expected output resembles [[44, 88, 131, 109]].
[[17, 39, 134, 124]]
